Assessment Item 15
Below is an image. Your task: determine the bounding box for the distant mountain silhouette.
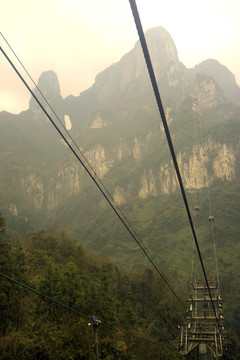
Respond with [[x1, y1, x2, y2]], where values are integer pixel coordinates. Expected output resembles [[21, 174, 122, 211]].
[[195, 59, 240, 105], [1, 26, 240, 281]]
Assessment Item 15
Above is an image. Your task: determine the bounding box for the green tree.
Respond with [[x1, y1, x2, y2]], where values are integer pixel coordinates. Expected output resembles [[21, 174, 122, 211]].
[[0, 212, 6, 235]]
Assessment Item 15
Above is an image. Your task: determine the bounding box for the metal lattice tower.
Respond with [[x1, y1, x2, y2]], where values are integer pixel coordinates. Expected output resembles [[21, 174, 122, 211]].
[[178, 281, 226, 358]]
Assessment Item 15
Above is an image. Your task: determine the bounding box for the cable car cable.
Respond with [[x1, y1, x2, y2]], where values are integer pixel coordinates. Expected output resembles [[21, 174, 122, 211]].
[[0, 272, 92, 321], [0, 32, 171, 295], [128, 0, 219, 327], [191, 118, 202, 283], [0, 272, 160, 346], [195, 109, 220, 287], [0, 45, 185, 309], [206, 166, 220, 287]]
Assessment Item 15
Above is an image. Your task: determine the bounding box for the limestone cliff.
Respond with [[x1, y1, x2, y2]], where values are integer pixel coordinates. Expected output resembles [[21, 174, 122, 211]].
[[29, 70, 65, 122], [137, 140, 237, 199], [1, 26, 240, 224], [95, 26, 179, 94], [195, 59, 240, 105], [14, 136, 238, 210], [19, 173, 44, 209]]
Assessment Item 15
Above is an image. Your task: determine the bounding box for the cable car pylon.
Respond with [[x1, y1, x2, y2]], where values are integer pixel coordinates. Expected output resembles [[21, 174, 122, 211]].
[[178, 117, 227, 358], [178, 280, 226, 358]]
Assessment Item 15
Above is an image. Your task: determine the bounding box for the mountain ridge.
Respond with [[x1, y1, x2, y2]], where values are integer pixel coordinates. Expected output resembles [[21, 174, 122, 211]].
[[1, 26, 240, 280]]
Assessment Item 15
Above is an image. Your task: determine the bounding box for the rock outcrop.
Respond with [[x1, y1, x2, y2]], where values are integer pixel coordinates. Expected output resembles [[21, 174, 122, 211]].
[[195, 59, 240, 105], [29, 70, 65, 121], [1, 26, 240, 222]]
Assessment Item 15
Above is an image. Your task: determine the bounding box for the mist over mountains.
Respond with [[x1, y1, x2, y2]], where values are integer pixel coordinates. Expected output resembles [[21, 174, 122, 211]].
[[1, 26, 240, 283]]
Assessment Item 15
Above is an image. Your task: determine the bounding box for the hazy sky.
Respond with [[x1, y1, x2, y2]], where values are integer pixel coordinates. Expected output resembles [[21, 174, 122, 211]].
[[1, 0, 240, 113]]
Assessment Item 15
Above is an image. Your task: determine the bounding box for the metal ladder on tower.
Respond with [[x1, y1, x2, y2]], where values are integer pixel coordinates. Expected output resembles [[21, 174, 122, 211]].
[[178, 281, 226, 358]]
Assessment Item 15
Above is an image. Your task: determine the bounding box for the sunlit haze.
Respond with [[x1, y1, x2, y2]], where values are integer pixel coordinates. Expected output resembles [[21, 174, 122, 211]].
[[1, 0, 240, 113]]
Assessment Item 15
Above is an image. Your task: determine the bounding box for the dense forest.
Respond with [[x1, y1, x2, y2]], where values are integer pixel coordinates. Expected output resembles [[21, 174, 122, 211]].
[[1, 24, 240, 359], [0, 212, 239, 359]]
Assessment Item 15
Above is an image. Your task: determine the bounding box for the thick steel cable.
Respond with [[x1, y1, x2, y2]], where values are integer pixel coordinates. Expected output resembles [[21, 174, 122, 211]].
[[128, 0, 219, 326], [207, 186, 220, 287], [1, 32, 176, 295], [0, 272, 91, 320], [0, 46, 185, 309], [0, 32, 155, 273], [0, 272, 159, 346], [191, 205, 197, 284], [196, 109, 220, 287]]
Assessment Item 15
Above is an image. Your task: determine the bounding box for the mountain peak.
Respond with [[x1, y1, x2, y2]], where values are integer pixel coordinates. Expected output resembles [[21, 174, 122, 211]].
[[134, 26, 179, 67], [145, 26, 178, 59], [194, 59, 240, 105], [29, 70, 64, 119], [92, 26, 180, 106], [37, 70, 61, 95]]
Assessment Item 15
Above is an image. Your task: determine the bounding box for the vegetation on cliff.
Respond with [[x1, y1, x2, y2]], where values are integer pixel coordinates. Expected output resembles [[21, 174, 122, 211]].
[[0, 212, 240, 359]]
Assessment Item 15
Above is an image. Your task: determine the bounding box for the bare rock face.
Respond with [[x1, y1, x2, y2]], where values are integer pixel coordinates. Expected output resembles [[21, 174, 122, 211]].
[[19, 173, 44, 209], [193, 74, 225, 112], [113, 186, 126, 206], [138, 140, 237, 199], [29, 70, 64, 121], [94, 26, 180, 103], [195, 59, 240, 105], [144, 26, 179, 72], [125, 26, 179, 83], [37, 70, 61, 94], [14, 135, 238, 211], [47, 163, 82, 210], [2, 26, 240, 220]]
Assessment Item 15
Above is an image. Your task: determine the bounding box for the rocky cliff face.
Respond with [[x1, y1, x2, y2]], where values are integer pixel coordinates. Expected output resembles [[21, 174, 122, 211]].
[[1, 26, 240, 220], [195, 59, 240, 105], [95, 27, 179, 90], [29, 70, 65, 121], [20, 173, 44, 209], [13, 134, 238, 211]]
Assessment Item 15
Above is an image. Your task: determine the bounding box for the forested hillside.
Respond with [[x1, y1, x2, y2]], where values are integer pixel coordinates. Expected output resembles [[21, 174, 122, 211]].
[[1, 25, 240, 358], [0, 214, 184, 359], [0, 214, 240, 359]]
